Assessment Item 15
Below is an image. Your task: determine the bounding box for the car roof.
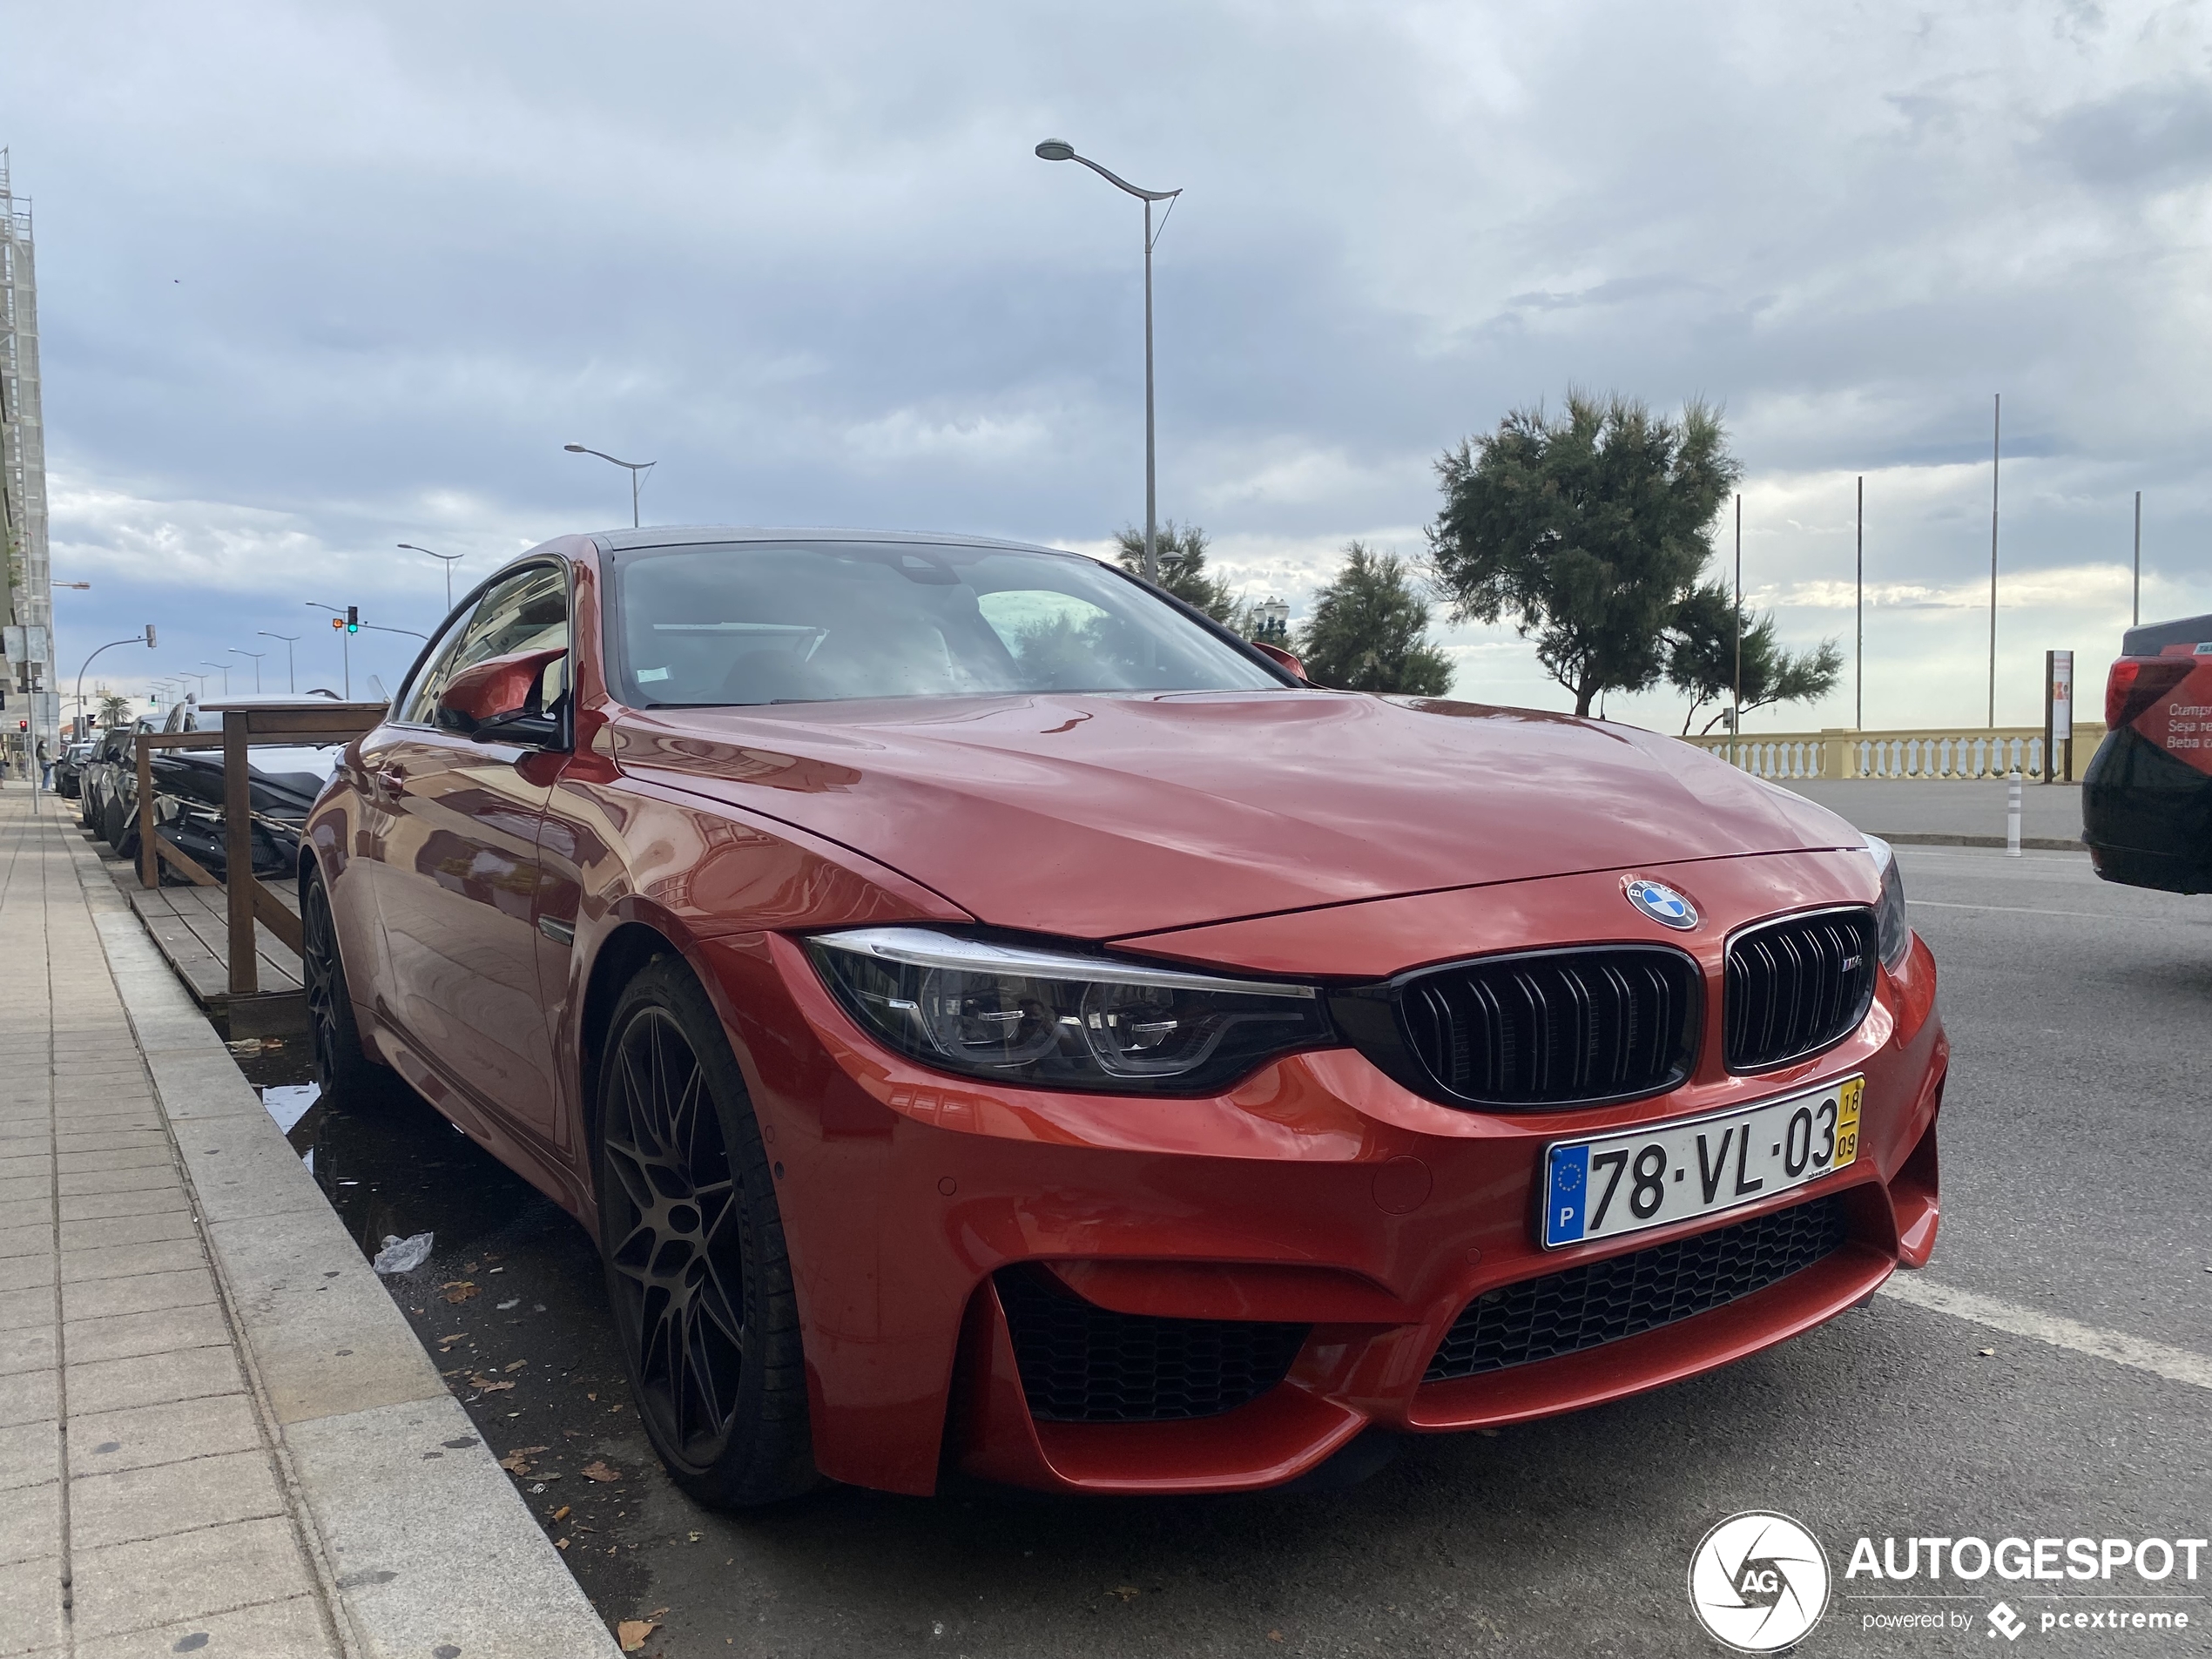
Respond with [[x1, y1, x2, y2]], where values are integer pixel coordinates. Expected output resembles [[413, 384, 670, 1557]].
[[587, 526, 1082, 559]]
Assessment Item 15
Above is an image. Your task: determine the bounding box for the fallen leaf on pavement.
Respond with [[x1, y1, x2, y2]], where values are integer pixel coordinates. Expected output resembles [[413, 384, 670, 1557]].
[[509, 1446, 549, 1456], [555, 1536, 569, 1550], [503, 1359, 527, 1372], [1110, 1586, 1140, 1602], [582, 1460, 621, 1482], [442, 1282, 479, 1305], [468, 1375, 516, 1393], [498, 1453, 533, 1474]]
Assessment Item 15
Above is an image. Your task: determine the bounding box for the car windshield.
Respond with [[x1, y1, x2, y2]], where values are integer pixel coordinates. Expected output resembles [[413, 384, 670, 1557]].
[[606, 540, 1285, 707]]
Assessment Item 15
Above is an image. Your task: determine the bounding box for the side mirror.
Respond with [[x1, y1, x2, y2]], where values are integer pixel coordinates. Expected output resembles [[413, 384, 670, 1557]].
[[437, 647, 570, 746], [1250, 640, 1309, 682]]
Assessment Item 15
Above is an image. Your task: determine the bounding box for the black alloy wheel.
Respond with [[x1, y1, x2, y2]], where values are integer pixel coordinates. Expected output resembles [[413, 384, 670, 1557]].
[[596, 956, 814, 1507], [300, 865, 386, 1098]]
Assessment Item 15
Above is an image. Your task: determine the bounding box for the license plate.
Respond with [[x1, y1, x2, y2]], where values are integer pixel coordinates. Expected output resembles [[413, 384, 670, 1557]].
[[1540, 1076, 1863, 1249]]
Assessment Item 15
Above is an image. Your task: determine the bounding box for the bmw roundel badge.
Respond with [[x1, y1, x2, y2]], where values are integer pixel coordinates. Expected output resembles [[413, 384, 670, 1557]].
[[1624, 878, 1699, 930]]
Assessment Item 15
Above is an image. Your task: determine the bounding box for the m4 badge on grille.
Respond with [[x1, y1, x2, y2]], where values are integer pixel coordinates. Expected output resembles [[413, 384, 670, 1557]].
[[1624, 877, 1699, 930]]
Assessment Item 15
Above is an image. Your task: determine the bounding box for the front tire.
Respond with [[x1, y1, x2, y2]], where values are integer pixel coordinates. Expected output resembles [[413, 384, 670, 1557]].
[[300, 863, 388, 1099], [595, 955, 816, 1508]]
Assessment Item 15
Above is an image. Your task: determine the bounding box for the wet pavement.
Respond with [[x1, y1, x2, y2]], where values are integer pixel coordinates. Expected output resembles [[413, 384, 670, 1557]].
[[230, 1039, 665, 1630]]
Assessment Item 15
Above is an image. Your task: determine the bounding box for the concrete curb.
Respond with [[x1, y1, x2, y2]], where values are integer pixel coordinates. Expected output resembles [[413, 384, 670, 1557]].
[[1873, 831, 2087, 853], [64, 831, 622, 1659]]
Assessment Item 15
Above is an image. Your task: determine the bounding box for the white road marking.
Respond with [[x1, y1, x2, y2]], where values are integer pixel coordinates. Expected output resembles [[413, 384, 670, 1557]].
[[1879, 1275, 2212, 1391]]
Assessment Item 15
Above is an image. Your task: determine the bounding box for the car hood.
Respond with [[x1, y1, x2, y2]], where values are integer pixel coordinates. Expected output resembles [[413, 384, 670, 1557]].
[[609, 691, 1863, 939]]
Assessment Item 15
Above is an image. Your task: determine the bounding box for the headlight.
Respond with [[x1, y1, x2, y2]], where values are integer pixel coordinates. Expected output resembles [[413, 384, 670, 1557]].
[[805, 927, 1333, 1095], [1864, 834, 1911, 970]]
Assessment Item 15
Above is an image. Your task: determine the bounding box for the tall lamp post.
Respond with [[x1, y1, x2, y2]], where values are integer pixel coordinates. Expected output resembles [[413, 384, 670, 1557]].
[[400, 543, 465, 611], [200, 660, 231, 697], [258, 631, 300, 693], [228, 647, 265, 692], [1034, 138, 1182, 585], [563, 445, 655, 529]]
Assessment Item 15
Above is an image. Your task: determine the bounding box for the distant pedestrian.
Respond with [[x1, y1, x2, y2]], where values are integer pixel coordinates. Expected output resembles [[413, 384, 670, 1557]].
[[37, 737, 52, 789]]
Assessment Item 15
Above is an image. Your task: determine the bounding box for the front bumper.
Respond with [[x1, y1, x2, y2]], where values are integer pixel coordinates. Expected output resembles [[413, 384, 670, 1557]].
[[692, 853, 1947, 1498]]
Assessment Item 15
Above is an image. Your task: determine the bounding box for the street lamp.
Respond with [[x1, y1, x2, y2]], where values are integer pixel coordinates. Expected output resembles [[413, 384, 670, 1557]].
[[563, 443, 656, 529], [200, 660, 231, 696], [74, 626, 156, 729], [51, 581, 89, 590], [258, 631, 300, 694], [1035, 138, 1183, 585], [400, 543, 465, 611], [229, 647, 265, 693]]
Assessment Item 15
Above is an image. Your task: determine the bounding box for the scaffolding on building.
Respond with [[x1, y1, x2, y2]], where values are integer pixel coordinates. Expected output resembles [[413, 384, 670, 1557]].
[[0, 146, 56, 767]]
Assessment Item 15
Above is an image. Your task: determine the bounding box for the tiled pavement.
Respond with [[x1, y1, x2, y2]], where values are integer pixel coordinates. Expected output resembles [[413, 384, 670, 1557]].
[[0, 786, 347, 1658]]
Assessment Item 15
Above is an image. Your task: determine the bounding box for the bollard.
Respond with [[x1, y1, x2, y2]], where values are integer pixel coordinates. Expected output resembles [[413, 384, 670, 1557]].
[[2006, 768, 2022, 858]]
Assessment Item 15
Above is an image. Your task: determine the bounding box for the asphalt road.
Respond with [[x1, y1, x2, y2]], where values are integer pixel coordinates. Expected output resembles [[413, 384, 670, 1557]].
[[244, 845, 2212, 1659]]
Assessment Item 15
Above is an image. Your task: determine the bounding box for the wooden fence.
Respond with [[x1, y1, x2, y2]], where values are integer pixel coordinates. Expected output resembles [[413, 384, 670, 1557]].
[[1681, 725, 2104, 783], [134, 701, 387, 995]]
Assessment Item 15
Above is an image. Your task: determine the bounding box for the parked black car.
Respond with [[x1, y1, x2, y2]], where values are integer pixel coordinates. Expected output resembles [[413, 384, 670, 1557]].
[[2082, 610, 2212, 894], [81, 699, 339, 881], [52, 740, 96, 800]]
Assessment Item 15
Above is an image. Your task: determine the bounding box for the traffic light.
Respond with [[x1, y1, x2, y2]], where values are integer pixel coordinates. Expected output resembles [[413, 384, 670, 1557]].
[[331, 617, 344, 632], [346, 606, 360, 634]]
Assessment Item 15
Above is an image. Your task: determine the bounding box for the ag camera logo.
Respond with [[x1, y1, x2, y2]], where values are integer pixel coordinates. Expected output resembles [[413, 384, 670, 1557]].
[[1625, 877, 1699, 930], [1689, 1512, 1831, 1652]]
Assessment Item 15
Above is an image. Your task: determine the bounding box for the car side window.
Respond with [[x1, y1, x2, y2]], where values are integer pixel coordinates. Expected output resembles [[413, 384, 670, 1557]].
[[442, 563, 570, 714], [397, 599, 486, 726]]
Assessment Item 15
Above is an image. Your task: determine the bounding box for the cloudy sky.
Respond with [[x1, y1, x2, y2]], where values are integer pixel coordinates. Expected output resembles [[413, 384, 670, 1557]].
[[8, 0, 2209, 730]]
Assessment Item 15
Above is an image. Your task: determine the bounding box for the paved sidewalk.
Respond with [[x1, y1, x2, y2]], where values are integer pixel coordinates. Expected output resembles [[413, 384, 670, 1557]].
[[0, 786, 618, 1659], [0, 788, 347, 1657]]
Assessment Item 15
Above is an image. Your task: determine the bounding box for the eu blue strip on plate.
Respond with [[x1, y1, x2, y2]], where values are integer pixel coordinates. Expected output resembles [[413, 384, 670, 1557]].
[[1544, 1143, 1590, 1247]]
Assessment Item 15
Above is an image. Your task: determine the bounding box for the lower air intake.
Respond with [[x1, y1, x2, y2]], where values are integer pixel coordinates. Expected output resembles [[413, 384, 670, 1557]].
[[1424, 1196, 1849, 1383], [994, 1267, 1309, 1424]]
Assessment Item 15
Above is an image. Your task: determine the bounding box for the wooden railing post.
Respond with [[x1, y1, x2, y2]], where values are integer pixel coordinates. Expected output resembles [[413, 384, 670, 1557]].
[[223, 711, 258, 996], [134, 735, 158, 889]]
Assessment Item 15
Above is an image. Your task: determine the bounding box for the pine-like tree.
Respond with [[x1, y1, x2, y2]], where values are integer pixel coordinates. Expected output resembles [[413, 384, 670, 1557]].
[[1296, 543, 1455, 696], [1426, 393, 1740, 717], [1113, 521, 1238, 624]]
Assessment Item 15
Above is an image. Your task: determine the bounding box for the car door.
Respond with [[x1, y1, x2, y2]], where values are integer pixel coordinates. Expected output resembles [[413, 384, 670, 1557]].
[[366, 562, 572, 1144]]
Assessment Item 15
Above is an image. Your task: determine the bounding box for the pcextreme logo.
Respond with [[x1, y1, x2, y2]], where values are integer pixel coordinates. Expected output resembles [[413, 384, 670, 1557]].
[[1689, 1512, 1832, 1652]]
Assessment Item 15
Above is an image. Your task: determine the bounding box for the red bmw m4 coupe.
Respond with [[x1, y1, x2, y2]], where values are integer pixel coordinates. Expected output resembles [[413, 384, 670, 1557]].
[[300, 528, 1946, 1506]]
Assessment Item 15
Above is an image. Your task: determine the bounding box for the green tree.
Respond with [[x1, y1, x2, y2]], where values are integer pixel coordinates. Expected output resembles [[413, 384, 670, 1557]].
[[1296, 543, 1455, 696], [1114, 521, 1238, 624], [1426, 392, 1741, 717], [1666, 580, 1844, 734], [97, 691, 132, 729]]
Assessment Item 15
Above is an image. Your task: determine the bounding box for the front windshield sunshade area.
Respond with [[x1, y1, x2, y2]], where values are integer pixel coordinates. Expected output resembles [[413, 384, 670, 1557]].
[[608, 541, 1285, 706]]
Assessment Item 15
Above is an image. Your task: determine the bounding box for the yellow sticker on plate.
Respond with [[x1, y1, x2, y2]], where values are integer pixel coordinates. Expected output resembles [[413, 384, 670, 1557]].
[[1834, 1076, 1863, 1169]]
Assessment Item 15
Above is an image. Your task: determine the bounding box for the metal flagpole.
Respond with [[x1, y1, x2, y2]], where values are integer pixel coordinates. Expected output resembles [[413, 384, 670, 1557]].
[[2133, 491, 2141, 627], [1987, 394, 2000, 729], [1732, 493, 1743, 764], [1856, 475, 1864, 731]]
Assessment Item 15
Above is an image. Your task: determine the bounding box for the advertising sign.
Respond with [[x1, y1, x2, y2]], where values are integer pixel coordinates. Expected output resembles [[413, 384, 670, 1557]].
[[2049, 649, 2074, 741]]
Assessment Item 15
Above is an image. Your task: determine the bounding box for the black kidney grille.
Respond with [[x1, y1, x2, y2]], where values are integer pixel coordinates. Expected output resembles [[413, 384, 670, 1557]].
[[993, 1268, 1309, 1424], [1398, 948, 1698, 1108], [1425, 1196, 1849, 1383], [1724, 907, 1878, 1071]]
